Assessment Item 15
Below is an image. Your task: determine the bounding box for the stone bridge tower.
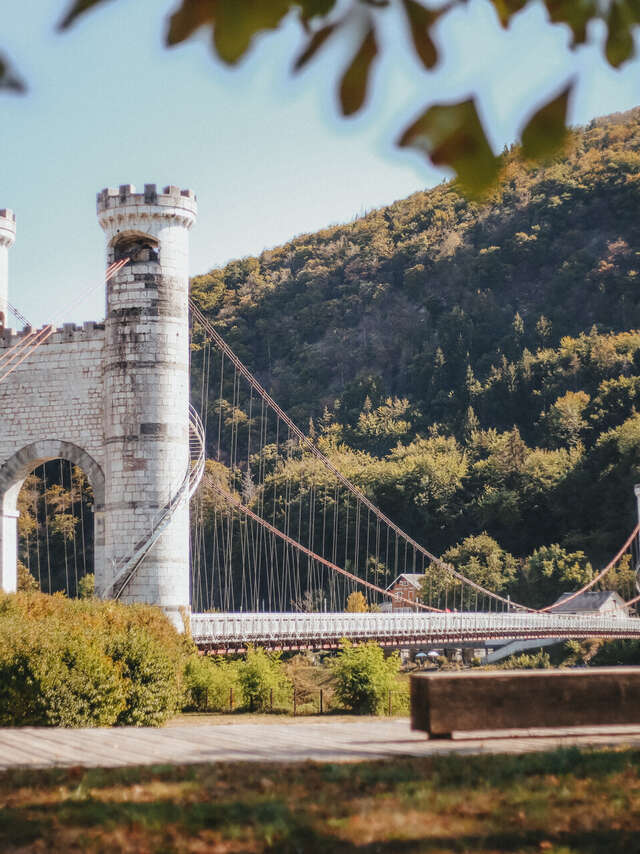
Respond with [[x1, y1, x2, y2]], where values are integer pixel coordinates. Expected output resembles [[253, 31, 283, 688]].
[[0, 184, 197, 628]]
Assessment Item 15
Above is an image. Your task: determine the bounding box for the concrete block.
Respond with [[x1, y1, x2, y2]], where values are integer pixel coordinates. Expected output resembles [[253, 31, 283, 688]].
[[411, 668, 640, 737]]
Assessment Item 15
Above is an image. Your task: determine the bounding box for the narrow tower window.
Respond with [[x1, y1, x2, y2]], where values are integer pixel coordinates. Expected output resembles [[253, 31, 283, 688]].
[[112, 233, 159, 264]]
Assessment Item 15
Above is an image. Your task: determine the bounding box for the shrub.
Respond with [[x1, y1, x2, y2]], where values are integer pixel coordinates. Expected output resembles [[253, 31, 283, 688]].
[[17, 561, 39, 592], [236, 646, 292, 711], [107, 626, 181, 726], [183, 654, 239, 712], [0, 616, 125, 726], [77, 573, 95, 599], [498, 650, 552, 670], [285, 652, 335, 712], [590, 639, 640, 666], [330, 641, 401, 714], [0, 592, 190, 727]]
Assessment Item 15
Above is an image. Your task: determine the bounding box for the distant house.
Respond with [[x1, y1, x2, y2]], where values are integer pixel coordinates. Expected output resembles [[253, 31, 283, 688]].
[[551, 590, 628, 616], [385, 573, 424, 612]]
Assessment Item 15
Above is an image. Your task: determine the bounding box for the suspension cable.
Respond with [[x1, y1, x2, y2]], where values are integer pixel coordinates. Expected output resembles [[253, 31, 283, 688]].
[[190, 299, 534, 612], [0, 259, 128, 386], [203, 474, 443, 612], [538, 523, 640, 612]]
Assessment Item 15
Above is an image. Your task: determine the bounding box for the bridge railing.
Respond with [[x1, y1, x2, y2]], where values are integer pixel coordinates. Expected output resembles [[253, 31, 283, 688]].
[[191, 610, 640, 649]]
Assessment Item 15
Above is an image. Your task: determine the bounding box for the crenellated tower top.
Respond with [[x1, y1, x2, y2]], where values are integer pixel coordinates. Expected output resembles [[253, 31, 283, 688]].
[[96, 184, 197, 232]]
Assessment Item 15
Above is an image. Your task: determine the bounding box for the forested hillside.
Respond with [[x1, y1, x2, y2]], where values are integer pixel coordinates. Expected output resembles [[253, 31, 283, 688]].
[[190, 107, 640, 591]]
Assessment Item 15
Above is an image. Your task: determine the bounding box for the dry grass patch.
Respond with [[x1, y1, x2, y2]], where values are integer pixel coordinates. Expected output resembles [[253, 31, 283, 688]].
[[2, 749, 640, 852]]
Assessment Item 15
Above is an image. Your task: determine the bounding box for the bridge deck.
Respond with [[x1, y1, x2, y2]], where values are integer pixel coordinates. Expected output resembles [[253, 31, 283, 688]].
[[191, 611, 640, 652]]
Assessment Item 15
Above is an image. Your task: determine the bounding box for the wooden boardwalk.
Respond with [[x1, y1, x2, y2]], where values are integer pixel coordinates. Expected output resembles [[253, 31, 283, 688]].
[[3, 718, 640, 769]]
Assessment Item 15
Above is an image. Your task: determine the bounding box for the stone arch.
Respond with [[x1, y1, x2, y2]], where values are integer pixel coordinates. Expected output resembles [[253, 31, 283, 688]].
[[0, 440, 105, 594]]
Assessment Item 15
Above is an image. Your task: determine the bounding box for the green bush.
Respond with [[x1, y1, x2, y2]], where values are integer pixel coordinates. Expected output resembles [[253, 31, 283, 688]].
[[0, 592, 191, 727], [497, 650, 552, 670], [77, 573, 95, 599], [236, 646, 292, 711], [183, 654, 238, 712], [0, 616, 125, 726], [330, 641, 402, 714], [590, 639, 640, 666], [107, 626, 181, 726]]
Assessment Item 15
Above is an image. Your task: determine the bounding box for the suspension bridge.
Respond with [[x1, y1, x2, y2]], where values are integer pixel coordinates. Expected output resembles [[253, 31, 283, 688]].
[[1, 186, 640, 653]]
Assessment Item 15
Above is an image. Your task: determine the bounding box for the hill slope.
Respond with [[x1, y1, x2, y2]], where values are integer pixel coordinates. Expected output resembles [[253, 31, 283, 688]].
[[192, 108, 640, 435]]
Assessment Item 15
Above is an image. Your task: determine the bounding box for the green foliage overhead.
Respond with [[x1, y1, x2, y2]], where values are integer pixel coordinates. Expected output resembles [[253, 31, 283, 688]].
[[0, 54, 25, 92], [1, 2, 637, 188]]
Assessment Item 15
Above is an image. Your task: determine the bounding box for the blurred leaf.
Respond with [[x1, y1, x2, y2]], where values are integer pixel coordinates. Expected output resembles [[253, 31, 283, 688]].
[[520, 84, 571, 160], [293, 21, 340, 71], [168, 0, 291, 63], [167, 0, 216, 45], [58, 0, 114, 30], [401, 0, 446, 70], [543, 0, 598, 46], [605, 1, 638, 68], [0, 54, 25, 93], [297, 0, 337, 23], [493, 0, 528, 26], [339, 24, 378, 116], [398, 98, 500, 196], [214, 0, 291, 63]]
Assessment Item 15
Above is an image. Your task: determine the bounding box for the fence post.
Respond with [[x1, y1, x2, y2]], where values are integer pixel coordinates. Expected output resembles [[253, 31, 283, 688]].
[[320, 689, 323, 715], [388, 690, 392, 717], [229, 686, 233, 713], [293, 688, 297, 717], [204, 688, 208, 712], [270, 687, 273, 712]]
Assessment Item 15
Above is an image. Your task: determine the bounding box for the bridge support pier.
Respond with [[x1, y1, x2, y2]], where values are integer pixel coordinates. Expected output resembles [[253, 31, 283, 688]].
[[0, 507, 18, 593], [97, 185, 197, 627]]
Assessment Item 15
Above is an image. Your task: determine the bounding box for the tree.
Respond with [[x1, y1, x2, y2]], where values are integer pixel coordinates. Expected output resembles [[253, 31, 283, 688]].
[[6, 2, 640, 193], [514, 544, 594, 609], [345, 591, 368, 612], [77, 573, 95, 600], [17, 561, 39, 593], [351, 397, 413, 456], [544, 390, 590, 448], [441, 533, 518, 593], [420, 533, 517, 608]]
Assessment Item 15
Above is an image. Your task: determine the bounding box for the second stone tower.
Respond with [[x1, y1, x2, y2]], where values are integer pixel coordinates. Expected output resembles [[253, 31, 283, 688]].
[[97, 184, 197, 625]]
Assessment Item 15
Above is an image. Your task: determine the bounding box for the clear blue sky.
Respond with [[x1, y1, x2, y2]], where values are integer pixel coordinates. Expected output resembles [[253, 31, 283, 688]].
[[3, 0, 640, 327]]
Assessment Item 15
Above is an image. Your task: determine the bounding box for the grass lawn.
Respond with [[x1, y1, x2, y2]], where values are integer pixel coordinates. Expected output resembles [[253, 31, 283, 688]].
[[2, 748, 640, 852]]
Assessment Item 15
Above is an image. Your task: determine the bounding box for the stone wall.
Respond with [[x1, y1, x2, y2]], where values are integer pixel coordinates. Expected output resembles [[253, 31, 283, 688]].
[[0, 324, 106, 592]]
